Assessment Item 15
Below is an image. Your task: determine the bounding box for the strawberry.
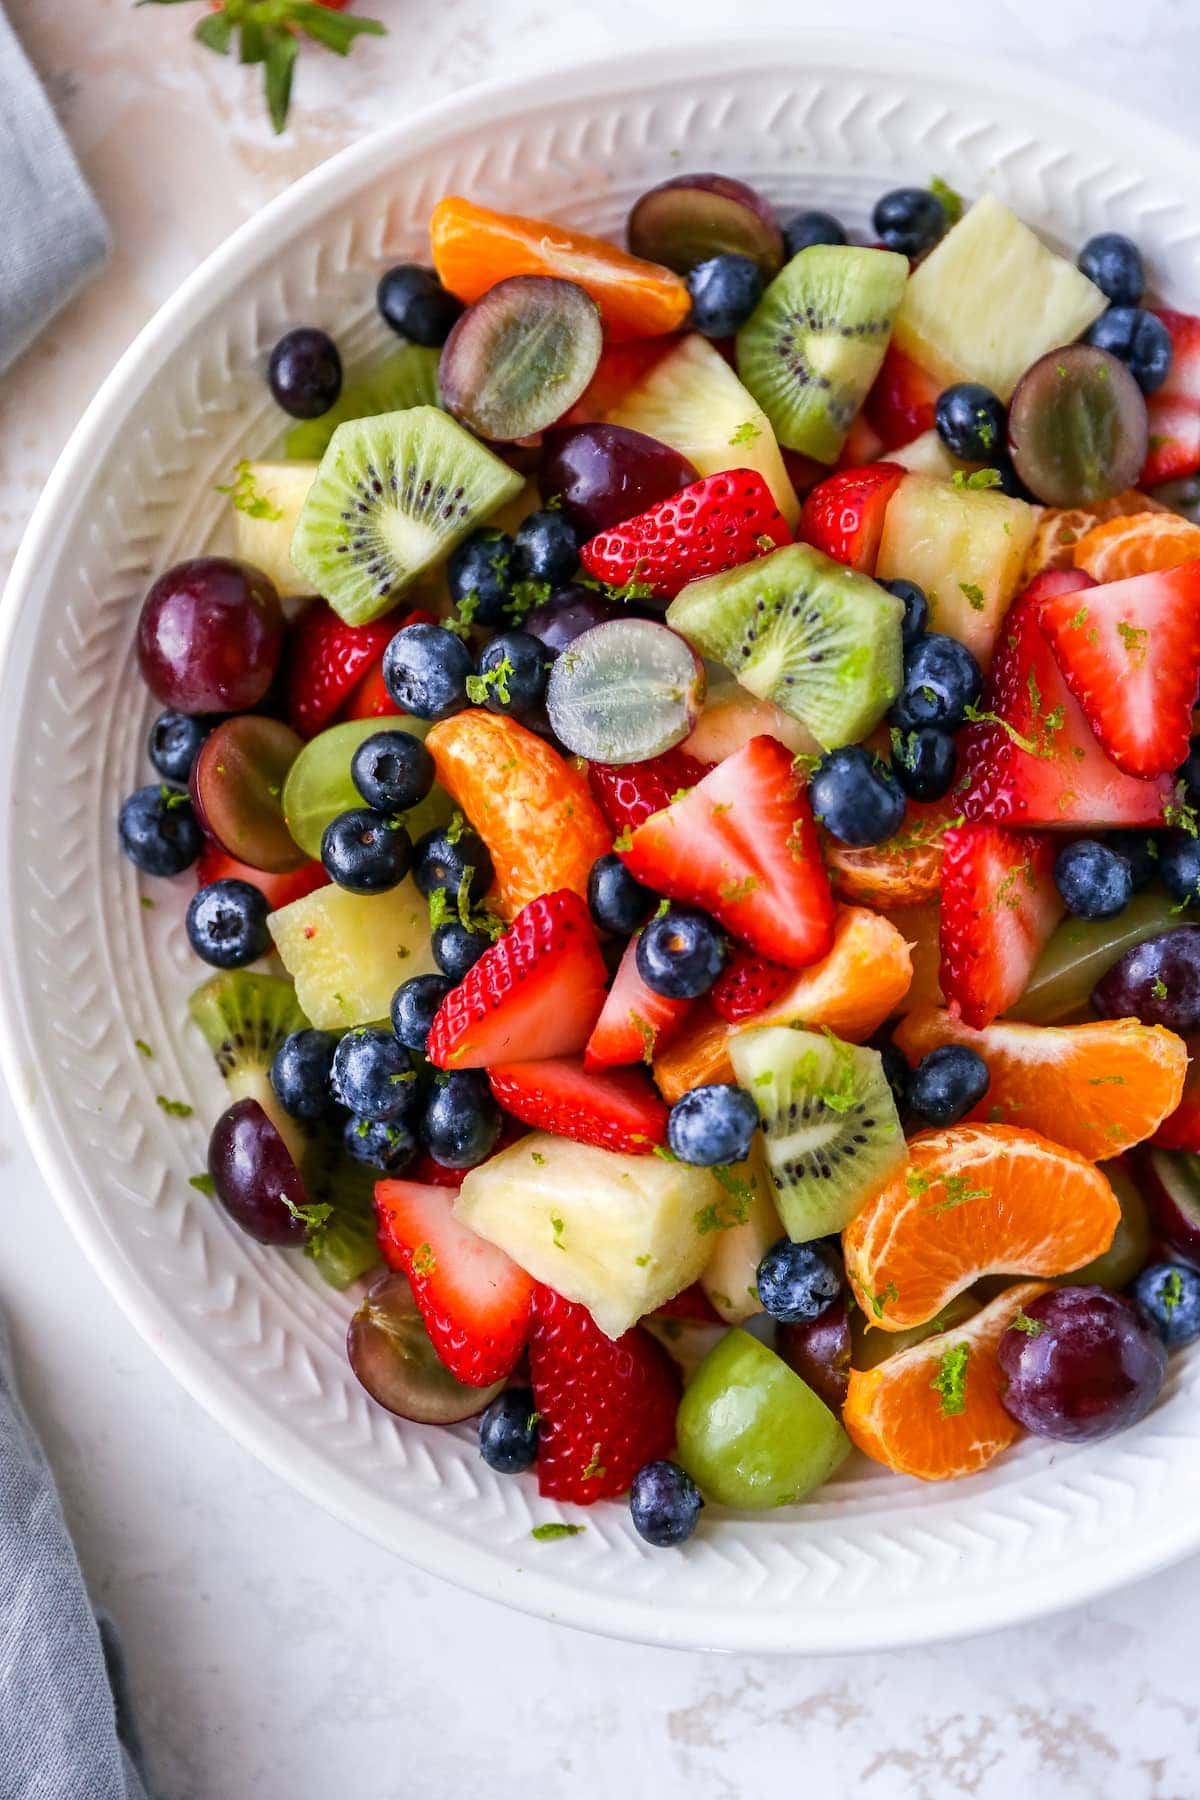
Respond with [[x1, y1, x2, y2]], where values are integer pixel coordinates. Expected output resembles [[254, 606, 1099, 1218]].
[[337, 610, 437, 721], [195, 840, 328, 909], [622, 736, 836, 969], [1154, 1040, 1200, 1150], [709, 947, 793, 1022], [834, 413, 889, 470], [561, 339, 674, 425], [487, 1057, 668, 1154], [652, 1283, 721, 1323], [587, 748, 711, 837], [864, 344, 941, 450], [578, 470, 790, 600], [1142, 310, 1200, 487], [799, 462, 904, 574], [426, 889, 608, 1070], [781, 449, 828, 497], [1038, 562, 1200, 778], [939, 823, 1064, 1029], [584, 933, 692, 1070], [528, 1285, 681, 1502], [285, 600, 397, 738], [373, 1180, 533, 1385], [405, 1117, 528, 1188], [960, 576, 1172, 829]]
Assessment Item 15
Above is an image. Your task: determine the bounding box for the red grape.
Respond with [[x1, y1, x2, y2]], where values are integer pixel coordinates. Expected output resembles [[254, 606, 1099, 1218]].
[[776, 1298, 852, 1413], [1091, 927, 1200, 1033], [997, 1284, 1166, 1442], [137, 556, 283, 714], [539, 424, 697, 536], [521, 584, 624, 657], [347, 1270, 504, 1423], [190, 716, 307, 873], [627, 173, 784, 276], [1139, 1147, 1200, 1265], [207, 1098, 310, 1246]]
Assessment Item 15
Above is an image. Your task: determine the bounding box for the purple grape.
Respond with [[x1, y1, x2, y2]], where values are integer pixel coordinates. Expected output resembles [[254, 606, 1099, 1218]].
[[347, 1271, 504, 1424], [1091, 926, 1200, 1032], [627, 173, 785, 276], [207, 1098, 310, 1246], [439, 276, 602, 442], [997, 1284, 1166, 1442], [776, 1297, 851, 1413], [521, 584, 624, 657], [190, 715, 307, 873], [137, 557, 283, 715], [539, 424, 697, 537], [1140, 1148, 1200, 1265]]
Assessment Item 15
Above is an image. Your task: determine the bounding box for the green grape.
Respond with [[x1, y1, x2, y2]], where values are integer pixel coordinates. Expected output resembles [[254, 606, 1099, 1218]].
[[283, 717, 448, 860], [1009, 891, 1180, 1024], [1063, 1162, 1151, 1290], [849, 1291, 978, 1371]]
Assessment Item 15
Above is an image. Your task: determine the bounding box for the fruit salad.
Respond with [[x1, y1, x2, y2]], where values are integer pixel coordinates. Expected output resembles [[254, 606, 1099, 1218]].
[[117, 171, 1200, 1548]]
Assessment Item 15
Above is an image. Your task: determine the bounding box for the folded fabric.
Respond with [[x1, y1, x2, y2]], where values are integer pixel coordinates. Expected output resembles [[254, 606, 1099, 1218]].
[[0, 3, 108, 375]]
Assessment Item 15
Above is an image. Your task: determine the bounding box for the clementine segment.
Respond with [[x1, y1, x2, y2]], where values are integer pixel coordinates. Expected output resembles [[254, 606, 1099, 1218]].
[[1021, 489, 1166, 578], [1072, 510, 1200, 581], [843, 1124, 1119, 1331], [824, 797, 960, 908]]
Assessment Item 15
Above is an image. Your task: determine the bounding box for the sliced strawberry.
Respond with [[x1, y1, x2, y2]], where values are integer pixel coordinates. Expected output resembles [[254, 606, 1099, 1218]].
[[960, 577, 1172, 829], [426, 889, 608, 1070], [800, 461, 904, 574], [1039, 562, 1200, 778], [373, 1180, 534, 1386], [528, 1285, 681, 1502], [487, 1056, 667, 1154], [195, 840, 328, 909], [1154, 1039, 1200, 1150], [405, 1117, 528, 1188], [561, 339, 675, 425], [864, 343, 941, 450], [584, 933, 692, 1070], [709, 948, 793, 1022], [1142, 310, 1200, 487], [939, 823, 1064, 1029], [782, 449, 828, 497], [622, 736, 836, 968], [578, 469, 790, 600], [587, 747, 711, 837], [652, 1283, 722, 1323], [834, 413, 889, 470], [337, 611, 437, 721], [285, 600, 398, 738]]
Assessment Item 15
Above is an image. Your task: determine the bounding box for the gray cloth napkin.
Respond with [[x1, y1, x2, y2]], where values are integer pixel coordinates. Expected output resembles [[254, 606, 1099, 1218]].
[[0, 2, 108, 373], [0, 1309, 149, 1800]]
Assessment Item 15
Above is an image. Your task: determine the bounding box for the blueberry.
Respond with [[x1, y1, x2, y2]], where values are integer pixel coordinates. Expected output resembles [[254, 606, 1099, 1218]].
[[628, 1460, 703, 1548], [872, 187, 947, 258], [1085, 307, 1173, 395], [413, 823, 493, 905], [513, 509, 580, 588], [1107, 830, 1160, 892], [990, 457, 1034, 500], [934, 382, 1007, 462], [118, 783, 202, 877], [889, 726, 957, 803], [878, 577, 928, 648], [1177, 734, 1200, 803], [809, 747, 906, 848], [635, 907, 726, 1000], [447, 528, 515, 628], [185, 878, 270, 969], [270, 1029, 338, 1120], [321, 808, 413, 894], [391, 973, 452, 1053], [382, 623, 473, 720], [907, 1044, 990, 1128], [376, 264, 463, 348], [478, 1387, 539, 1473], [755, 1239, 841, 1325], [421, 1070, 501, 1169], [1132, 1260, 1200, 1347], [330, 1027, 417, 1122], [147, 710, 212, 783], [1078, 233, 1145, 307], [344, 1114, 416, 1173], [667, 1082, 759, 1166], [782, 210, 847, 257], [470, 630, 548, 719], [267, 327, 342, 419], [686, 253, 765, 338], [432, 920, 489, 982], [892, 632, 983, 730], [587, 853, 655, 936], [1159, 831, 1200, 906], [350, 729, 434, 813], [1054, 839, 1134, 919], [879, 1040, 910, 1113]]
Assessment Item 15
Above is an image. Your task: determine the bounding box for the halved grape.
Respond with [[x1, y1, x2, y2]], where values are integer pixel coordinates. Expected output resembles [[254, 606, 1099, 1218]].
[[347, 1270, 504, 1423], [1008, 892, 1180, 1024], [1007, 345, 1148, 507], [282, 716, 447, 860], [190, 716, 307, 873], [627, 173, 785, 276], [545, 619, 705, 763], [439, 276, 603, 442], [207, 1097, 310, 1246], [539, 424, 698, 536], [1140, 1148, 1200, 1264]]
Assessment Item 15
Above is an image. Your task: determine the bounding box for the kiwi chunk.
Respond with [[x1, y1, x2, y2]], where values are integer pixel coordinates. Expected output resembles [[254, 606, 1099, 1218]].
[[666, 543, 903, 749], [728, 1026, 905, 1243], [290, 407, 523, 625], [736, 245, 908, 461], [298, 1126, 381, 1290], [188, 970, 308, 1162], [284, 345, 441, 461]]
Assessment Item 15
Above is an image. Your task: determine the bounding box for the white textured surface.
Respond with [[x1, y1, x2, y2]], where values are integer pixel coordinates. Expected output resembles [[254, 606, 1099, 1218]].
[[5, 2, 1200, 1792]]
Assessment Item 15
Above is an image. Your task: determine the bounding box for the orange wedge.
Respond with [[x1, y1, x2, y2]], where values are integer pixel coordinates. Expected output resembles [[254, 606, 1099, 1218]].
[[844, 1280, 1051, 1480], [887, 903, 944, 1013], [426, 712, 610, 918], [824, 797, 959, 908], [1021, 489, 1167, 578], [893, 1009, 1187, 1159], [1073, 510, 1200, 581], [843, 1124, 1119, 1331], [430, 197, 691, 342]]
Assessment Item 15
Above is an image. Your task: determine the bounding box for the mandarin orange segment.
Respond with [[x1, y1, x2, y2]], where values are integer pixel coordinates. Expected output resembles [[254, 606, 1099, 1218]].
[[892, 1008, 1187, 1159], [1072, 510, 1200, 581], [653, 1005, 733, 1104], [887, 903, 944, 1014], [842, 1124, 1119, 1331], [1021, 489, 1166, 579], [844, 1280, 1052, 1481], [823, 797, 958, 908], [430, 197, 691, 342], [426, 711, 610, 917]]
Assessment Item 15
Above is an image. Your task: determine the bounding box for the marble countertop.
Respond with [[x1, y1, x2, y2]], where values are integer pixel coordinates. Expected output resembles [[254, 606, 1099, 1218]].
[[4, 3, 1200, 1795]]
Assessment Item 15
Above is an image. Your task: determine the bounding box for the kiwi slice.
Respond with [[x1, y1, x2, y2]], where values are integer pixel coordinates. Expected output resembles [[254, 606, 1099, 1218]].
[[728, 1026, 906, 1243], [284, 345, 441, 461], [666, 542, 903, 749], [188, 970, 308, 1163], [298, 1125, 381, 1290], [736, 245, 908, 461], [290, 407, 523, 625]]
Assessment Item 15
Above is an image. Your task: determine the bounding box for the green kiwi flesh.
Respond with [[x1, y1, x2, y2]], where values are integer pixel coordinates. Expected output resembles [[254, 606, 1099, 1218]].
[[298, 1126, 381, 1290], [736, 245, 908, 461], [284, 345, 441, 461], [666, 543, 903, 749], [188, 970, 309, 1163]]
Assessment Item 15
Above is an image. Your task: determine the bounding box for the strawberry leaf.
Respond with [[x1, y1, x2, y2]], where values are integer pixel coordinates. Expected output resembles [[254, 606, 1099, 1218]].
[[264, 28, 298, 132], [195, 12, 235, 50], [288, 2, 387, 52]]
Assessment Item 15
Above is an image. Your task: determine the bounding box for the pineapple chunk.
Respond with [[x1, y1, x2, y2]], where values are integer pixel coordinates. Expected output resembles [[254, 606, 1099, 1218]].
[[269, 878, 437, 1028], [683, 670, 819, 762], [699, 1144, 781, 1325], [455, 1133, 722, 1339], [606, 334, 800, 526], [875, 472, 1036, 667], [888, 430, 972, 481], [228, 461, 318, 602], [893, 194, 1106, 400]]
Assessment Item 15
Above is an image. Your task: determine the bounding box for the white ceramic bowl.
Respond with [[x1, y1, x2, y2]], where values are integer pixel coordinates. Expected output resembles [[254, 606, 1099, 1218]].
[[5, 35, 1200, 1654]]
